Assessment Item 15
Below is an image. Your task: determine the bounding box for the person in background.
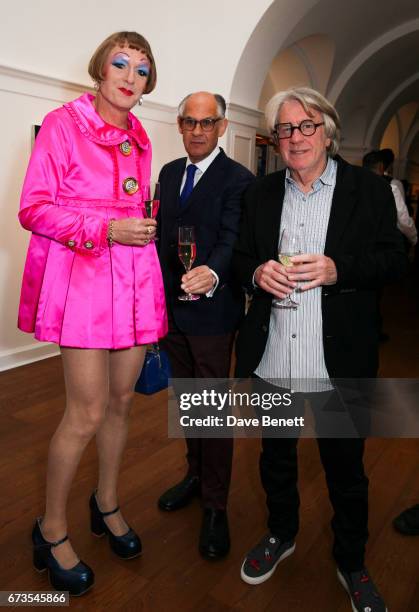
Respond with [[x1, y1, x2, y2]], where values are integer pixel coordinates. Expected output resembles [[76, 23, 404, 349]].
[[363, 150, 417, 247], [18, 31, 166, 595], [157, 91, 254, 560], [233, 87, 407, 612], [380, 148, 405, 197]]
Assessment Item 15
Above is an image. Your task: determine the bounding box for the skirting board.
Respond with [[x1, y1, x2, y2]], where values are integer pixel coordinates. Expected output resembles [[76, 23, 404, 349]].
[[0, 343, 60, 372]]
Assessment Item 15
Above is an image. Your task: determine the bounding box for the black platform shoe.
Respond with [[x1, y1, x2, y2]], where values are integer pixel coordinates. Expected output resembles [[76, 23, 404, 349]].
[[32, 518, 94, 596], [89, 492, 142, 559]]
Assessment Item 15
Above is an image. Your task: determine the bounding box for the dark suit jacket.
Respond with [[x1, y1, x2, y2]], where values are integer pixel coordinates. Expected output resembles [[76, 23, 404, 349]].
[[157, 149, 254, 335], [233, 156, 408, 378]]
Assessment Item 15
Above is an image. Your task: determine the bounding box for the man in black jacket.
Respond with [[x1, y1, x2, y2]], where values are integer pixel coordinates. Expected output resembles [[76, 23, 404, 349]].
[[157, 91, 254, 559], [233, 87, 406, 612]]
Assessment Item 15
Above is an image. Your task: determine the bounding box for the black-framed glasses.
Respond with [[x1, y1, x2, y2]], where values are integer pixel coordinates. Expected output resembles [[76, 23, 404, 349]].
[[272, 120, 325, 140], [179, 117, 223, 132]]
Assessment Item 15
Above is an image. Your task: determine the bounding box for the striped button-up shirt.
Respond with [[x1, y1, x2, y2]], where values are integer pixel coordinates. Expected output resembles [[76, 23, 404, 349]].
[[255, 157, 337, 390]]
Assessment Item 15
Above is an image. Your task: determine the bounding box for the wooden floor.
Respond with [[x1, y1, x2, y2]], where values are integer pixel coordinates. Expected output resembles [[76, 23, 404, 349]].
[[0, 274, 418, 611]]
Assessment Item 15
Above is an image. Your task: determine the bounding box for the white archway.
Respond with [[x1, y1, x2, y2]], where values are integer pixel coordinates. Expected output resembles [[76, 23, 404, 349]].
[[365, 73, 419, 148], [328, 19, 419, 105], [229, 0, 318, 108]]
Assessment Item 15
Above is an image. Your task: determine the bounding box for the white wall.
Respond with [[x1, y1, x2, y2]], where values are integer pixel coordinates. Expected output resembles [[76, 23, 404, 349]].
[[0, 0, 272, 106]]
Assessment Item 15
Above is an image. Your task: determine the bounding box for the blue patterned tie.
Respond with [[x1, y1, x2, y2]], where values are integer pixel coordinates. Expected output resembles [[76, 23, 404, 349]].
[[180, 164, 198, 206]]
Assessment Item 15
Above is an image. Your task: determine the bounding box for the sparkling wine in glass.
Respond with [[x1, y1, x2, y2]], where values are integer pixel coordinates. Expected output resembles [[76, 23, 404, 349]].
[[178, 226, 200, 301], [141, 181, 160, 241], [142, 181, 160, 218], [273, 228, 303, 309]]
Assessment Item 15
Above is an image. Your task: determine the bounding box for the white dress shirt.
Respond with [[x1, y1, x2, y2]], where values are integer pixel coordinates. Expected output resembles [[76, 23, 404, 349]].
[[390, 182, 417, 246], [180, 146, 221, 192], [179, 146, 222, 296], [255, 157, 337, 392]]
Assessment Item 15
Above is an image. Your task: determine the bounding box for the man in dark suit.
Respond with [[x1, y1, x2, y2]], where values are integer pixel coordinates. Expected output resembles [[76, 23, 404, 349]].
[[233, 87, 406, 611], [157, 91, 254, 559]]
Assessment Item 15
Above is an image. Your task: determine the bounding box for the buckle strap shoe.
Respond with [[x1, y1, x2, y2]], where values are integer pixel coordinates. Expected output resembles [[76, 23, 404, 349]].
[[393, 504, 419, 536], [89, 492, 142, 559], [240, 533, 295, 585], [337, 567, 388, 612], [158, 475, 200, 511], [32, 518, 94, 596], [199, 508, 230, 560]]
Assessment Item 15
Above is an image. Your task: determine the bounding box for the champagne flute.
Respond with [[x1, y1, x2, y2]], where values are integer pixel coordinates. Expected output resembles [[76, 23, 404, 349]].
[[273, 228, 303, 309], [141, 181, 160, 240], [178, 226, 200, 301]]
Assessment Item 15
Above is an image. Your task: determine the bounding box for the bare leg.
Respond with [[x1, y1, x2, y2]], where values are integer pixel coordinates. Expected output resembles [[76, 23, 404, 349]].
[[95, 346, 146, 535], [41, 349, 108, 568]]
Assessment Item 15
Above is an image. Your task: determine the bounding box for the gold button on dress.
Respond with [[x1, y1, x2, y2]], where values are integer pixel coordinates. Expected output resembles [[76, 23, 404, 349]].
[[119, 141, 132, 156], [122, 177, 139, 195]]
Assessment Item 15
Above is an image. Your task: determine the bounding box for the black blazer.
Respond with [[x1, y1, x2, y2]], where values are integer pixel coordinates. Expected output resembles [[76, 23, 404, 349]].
[[233, 156, 408, 378], [157, 149, 254, 335]]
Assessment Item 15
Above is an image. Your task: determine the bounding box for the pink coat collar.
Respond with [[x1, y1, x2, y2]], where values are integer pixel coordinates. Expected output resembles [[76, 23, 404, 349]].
[[64, 93, 150, 150]]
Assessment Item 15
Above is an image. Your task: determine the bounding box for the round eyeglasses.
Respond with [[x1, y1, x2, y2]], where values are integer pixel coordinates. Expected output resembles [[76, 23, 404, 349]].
[[272, 120, 325, 141], [179, 117, 222, 132]]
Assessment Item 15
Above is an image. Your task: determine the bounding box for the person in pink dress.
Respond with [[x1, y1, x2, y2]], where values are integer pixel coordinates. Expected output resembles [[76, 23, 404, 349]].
[[18, 31, 167, 595]]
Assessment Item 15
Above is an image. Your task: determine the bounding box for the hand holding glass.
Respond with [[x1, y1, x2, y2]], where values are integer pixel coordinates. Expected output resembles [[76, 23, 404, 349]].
[[178, 226, 200, 301], [273, 229, 304, 309], [141, 182, 160, 240]]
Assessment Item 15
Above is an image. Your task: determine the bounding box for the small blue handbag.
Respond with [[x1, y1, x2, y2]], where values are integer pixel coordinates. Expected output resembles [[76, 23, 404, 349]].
[[135, 343, 171, 395]]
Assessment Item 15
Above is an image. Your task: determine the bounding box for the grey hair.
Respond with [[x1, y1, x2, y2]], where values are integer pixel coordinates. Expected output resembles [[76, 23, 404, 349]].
[[265, 87, 341, 156], [177, 93, 226, 118]]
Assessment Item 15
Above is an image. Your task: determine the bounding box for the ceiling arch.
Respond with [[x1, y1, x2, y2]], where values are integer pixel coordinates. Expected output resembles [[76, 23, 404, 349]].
[[334, 28, 419, 151], [328, 19, 419, 105], [229, 0, 319, 107], [230, 0, 418, 162], [257, 34, 335, 112], [366, 74, 419, 148], [402, 118, 419, 160]]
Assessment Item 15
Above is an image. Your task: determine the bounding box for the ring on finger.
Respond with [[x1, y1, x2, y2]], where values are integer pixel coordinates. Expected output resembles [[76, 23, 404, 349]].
[[146, 226, 152, 235]]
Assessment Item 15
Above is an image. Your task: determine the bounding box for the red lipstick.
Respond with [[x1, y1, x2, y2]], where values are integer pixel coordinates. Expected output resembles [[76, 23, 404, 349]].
[[119, 88, 134, 96]]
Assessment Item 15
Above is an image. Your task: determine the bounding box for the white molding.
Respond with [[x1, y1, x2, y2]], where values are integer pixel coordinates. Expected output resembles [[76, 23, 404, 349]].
[[0, 62, 89, 92], [0, 63, 264, 132], [227, 126, 256, 173], [132, 100, 177, 125], [0, 63, 177, 125], [227, 102, 263, 129], [0, 342, 60, 372]]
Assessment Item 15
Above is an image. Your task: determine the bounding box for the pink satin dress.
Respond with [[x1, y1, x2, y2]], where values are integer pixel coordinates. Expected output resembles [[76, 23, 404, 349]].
[[18, 93, 167, 349]]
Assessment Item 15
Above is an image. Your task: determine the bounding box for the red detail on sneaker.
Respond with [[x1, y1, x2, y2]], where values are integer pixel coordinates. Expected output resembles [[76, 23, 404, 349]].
[[361, 575, 370, 583], [354, 591, 361, 601], [249, 559, 260, 570], [265, 553, 272, 561]]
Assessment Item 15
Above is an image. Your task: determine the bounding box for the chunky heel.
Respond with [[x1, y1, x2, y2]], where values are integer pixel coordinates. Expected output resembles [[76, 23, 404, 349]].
[[32, 518, 94, 596], [89, 491, 142, 558], [90, 511, 105, 537], [33, 549, 47, 572]]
